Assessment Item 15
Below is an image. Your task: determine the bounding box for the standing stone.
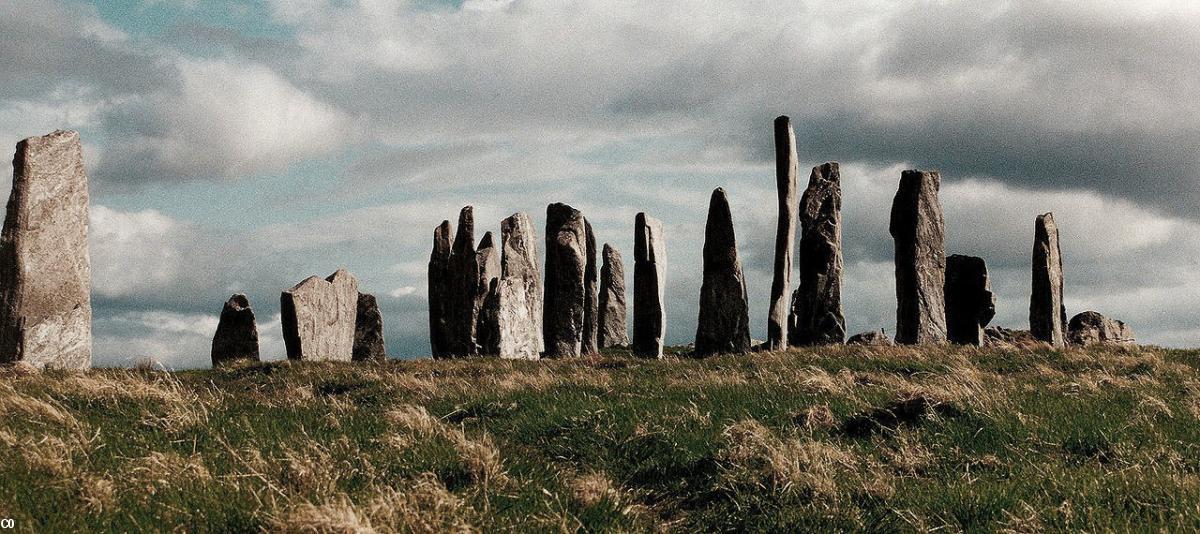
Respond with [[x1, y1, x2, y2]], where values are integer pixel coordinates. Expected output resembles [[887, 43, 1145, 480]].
[[767, 116, 798, 351], [789, 162, 845, 346], [598, 244, 629, 348], [944, 255, 996, 346], [1030, 213, 1066, 347], [633, 213, 666, 358], [496, 212, 542, 359], [281, 268, 358, 361], [889, 170, 947, 345], [448, 206, 478, 356], [428, 220, 454, 359], [211, 294, 259, 366], [1067, 311, 1134, 346], [0, 130, 92, 369], [695, 188, 752, 356], [473, 232, 501, 355], [353, 293, 386, 362], [543, 203, 588, 358], [581, 220, 599, 355]]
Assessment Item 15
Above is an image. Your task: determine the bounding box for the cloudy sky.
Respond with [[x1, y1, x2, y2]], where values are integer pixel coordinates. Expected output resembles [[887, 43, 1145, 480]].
[[2, 0, 1198, 368]]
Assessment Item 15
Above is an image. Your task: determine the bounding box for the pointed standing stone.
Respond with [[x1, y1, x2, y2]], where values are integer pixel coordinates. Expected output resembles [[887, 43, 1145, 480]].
[[281, 268, 358, 361], [695, 188, 751, 356], [633, 213, 666, 358], [353, 293, 386, 362], [543, 203, 588, 357], [474, 232, 501, 355], [428, 220, 454, 359], [767, 116, 798, 351], [496, 212, 543, 359], [1030, 213, 1066, 347], [789, 162, 845, 346], [211, 294, 259, 366], [448, 206, 478, 356], [889, 170, 947, 345], [944, 255, 996, 346], [0, 130, 92, 369], [598, 244, 628, 348]]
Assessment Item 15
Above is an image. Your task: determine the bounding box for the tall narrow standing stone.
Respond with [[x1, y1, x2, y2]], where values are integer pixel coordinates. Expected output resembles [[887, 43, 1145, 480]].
[[543, 203, 588, 357], [211, 294, 259, 366], [633, 213, 666, 358], [448, 206, 478, 356], [496, 212, 543, 359], [428, 220, 454, 359], [789, 162, 845, 346], [1030, 213, 1066, 347], [598, 244, 629, 348], [281, 268, 358, 361], [767, 116, 798, 351], [0, 130, 92, 369], [889, 170, 947, 344], [582, 220, 599, 355], [353, 293, 386, 361], [944, 255, 996, 346], [695, 188, 752, 356], [474, 232, 501, 355]]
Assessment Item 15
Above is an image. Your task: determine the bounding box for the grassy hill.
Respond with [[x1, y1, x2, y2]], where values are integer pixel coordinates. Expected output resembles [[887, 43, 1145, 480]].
[[2, 345, 1200, 532]]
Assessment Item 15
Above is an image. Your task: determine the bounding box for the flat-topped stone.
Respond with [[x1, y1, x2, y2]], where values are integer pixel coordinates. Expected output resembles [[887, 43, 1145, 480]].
[[890, 170, 947, 345], [281, 268, 358, 361], [543, 203, 588, 357], [497, 212, 542, 359], [944, 254, 996, 346]]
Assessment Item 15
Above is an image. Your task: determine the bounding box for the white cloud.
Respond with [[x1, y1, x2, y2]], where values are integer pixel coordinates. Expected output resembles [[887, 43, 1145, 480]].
[[89, 205, 189, 298]]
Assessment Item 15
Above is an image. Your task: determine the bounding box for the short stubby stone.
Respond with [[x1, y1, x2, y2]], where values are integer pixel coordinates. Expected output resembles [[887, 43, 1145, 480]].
[[582, 220, 599, 355], [0, 130, 92, 369], [633, 213, 666, 358], [448, 206, 479, 356], [944, 254, 996, 346], [353, 293, 386, 362], [543, 203, 588, 357], [211, 294, 259, 366], [890, 170, 947, 345], [497, 212, 543, 359], [598, 244, 629, 348], [846, 330, 893, 346], [428, 220, 454, 359], [790, 162, 845, 346], [695, 188, 752, 356], [767, 116, 798, 351], [1030, 213, 1066, 347], [281, 268, 358, 361], [1067, 311, 1134, 346], [474, 232, 501, 356]]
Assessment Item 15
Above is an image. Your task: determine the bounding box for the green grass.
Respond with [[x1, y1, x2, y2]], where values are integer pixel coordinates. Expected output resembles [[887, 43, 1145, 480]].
[[2, 344, 1200, 532]]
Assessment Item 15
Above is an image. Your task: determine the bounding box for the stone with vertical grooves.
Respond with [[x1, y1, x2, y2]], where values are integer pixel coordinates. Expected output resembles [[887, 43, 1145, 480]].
[[767, 116, 798, 351], [633, 213, 666, 358], [474, 232, 501, 356], [428, 220, 454, 359], [890, 170, 947, 345], [789, 162, 845, 346], [211, 294, 259, 366], [582, 220, 599, 355], [944, 254, 996, 346], [353, 293, 386, 362], [543, 203, 588, 357], [497, 212, 543, 359], [281, 268, 358, 361], [695, 188, 751, 356], [598, 244, 628, 348], [1030, 213, 1066, 347], [448, 206, 478, 356]]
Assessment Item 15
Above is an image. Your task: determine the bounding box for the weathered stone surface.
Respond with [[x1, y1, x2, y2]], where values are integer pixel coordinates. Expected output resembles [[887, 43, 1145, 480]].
[[353, 293, 386, 362], [1067, 311, 1134, 346], [496, 212, 542, 359], [474, 232, 501, 356], [695, 188, 751, 356], [582, 220, 599, 355], [944, 255, 996, 346], [890, 170, 947, 345], [281, 268, 358, 361], [543, 203, 588, 357], [767, 116, 798, 351], [428, 220, 454, 359], [846, 329, 893, 346], [0, 130, 92, 369], [598, 244, 628, 348], [211, 294, 259, 366], [1030, 213, 1066, 348], [633, 213, 666, 358], [446, 207, 480, 356], [984, 327, 1039, 349], [790, 162, 845, 346]]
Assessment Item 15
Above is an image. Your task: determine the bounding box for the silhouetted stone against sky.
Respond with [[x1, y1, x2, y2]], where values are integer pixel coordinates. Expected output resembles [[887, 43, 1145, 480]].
[[428, 220, 454, 359], [582, 220, 599, 355], [474, 232, 501, 356], [695, 188, 751, 356], [633, 213, 666, 358], [543, 203, 587, 358], [767, 115, 798, 351], [497, 212, 542, 359], [281, 268, 358, 361], [0, 130, 91, 369], [890, 170, 947, 345], [448, 206, 478, 356], [1030, 212, 1066, 347], [353, 292, 386, 362], [790, 162, 845, 346], [944, 254, 996, 346], [598, 244, 628, 348], [211, 294, 259, 366]]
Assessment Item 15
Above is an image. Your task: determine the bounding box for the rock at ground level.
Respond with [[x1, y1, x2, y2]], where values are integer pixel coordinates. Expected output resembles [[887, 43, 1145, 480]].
[[846, 330, 893, 346], [1067, 311, 1134, 346]]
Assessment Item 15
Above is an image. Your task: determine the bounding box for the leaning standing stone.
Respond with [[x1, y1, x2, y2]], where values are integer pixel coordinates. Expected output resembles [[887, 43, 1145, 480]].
[[353, 293, 386, 362], [1030, 213, 1066, 347], [582, 220, 599, 355], [543, 203, 588, 357], [598, 244, 629, 348], [695, 188, 752, 356], [633, 213, 666, 358], [281, 268, 358, 361], [944, 255, 996, 345], [767, 116, 798, 351], [428, 220, 454, 358], [448, 206, 478, 356], [789, 162, 845, 346], [0, 130, 92, 369], [496, 212, 542, 359], [474, 232, 501, 355], [211, 294, 259, 366], [889, 170, 947, 345]]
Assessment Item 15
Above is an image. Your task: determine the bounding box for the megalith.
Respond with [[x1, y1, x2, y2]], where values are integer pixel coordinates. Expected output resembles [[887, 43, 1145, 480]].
[[0, 130, 92, 369], [281, 268, 358, 361], [789, 162, 845, 346], [767, 116, 798, 351], [1067, 311, 1134, 346], [428, 220, 454, 359], [496, 212, 542, 359], [543, 203, 588, 357], [448, 206, 478, 356], [695, 188, 751, 356], [582, 220, 599, 355], [1030, 213, 1066, 347], [211, 294, 259, 366], [633, 213, 666, 358], [944, 254, 996, 346], [889, 170, 947, 345], [598, 244, 629, 348], [353, 293, 386, 362], [473, 232, 501, 356]]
